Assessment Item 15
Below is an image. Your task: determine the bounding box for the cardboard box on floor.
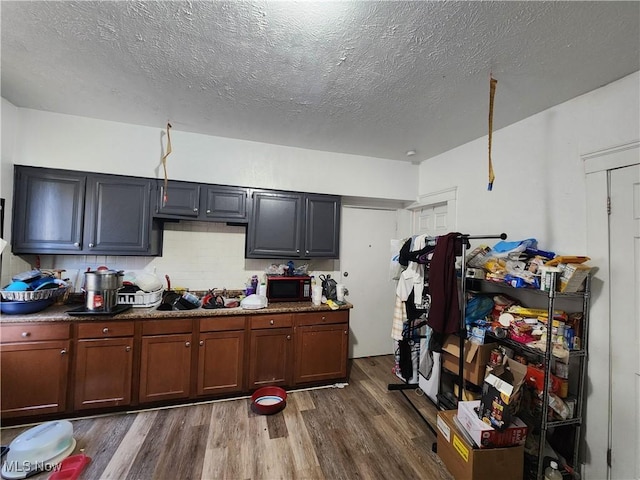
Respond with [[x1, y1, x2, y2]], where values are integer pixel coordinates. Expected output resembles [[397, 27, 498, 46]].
[[437, 410, 524, 480], [441, 336, 496, 386], [457, 400, 528, 449]]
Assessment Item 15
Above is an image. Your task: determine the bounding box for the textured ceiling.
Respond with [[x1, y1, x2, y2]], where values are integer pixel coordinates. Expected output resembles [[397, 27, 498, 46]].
[[2, 1, 639, 162]]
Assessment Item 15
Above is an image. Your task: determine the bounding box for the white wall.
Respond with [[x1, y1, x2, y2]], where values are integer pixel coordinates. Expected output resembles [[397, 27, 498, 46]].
[[11, 108, 418, 200], [418, 71, 640, 480], [0, 104, 418, 289], [1, 98, 31, 280]]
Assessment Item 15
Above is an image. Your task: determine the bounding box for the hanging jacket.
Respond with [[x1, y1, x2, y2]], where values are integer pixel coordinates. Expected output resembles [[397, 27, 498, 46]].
[[427, 232, 462, 334]]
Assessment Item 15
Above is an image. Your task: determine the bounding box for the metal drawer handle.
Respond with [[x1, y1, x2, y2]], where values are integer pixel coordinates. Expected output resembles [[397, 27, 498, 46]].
[[344, 330, 348, 335], [270, 320, 274, 325], [206, 209, 211, 214], [21, 332, 30, 338], [321, 316, 326, 321], [125, 346, 131, 352], [60, 349, 67, 355], [185, 342, 191, 347], [193, 208, 198, 213], [199, 341, 204, 346], [103, 327, 109, 334], [286, 335, 291, 340], [89, 243, 95, 248], [74, 242, 80, 247]]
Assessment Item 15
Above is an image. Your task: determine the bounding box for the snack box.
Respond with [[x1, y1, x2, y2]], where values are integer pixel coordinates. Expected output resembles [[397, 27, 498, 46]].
[[457, 400, 528, 449]]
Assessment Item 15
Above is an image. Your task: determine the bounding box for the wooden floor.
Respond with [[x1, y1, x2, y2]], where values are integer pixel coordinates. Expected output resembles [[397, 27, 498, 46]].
[[1, 355, 452, 480]]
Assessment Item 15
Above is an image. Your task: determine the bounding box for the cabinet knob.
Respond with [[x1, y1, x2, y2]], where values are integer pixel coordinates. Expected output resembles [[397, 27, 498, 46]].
[[185, 342, 191, 347], [321, 316, 326, 321], [125, 346, 131, 352], [89, 243, 95, 248], [296, 249, 300, 254], [193, 208, 198, 213], [199, 340, 204, 346], [74, 242, 80, 247], [102, 327, 109, 334], [21, 331, 30, 338], [206, 209, 211, 214], [305, 250, 309, 255], [344, 330, 348, 335], [286, 335, 291, 340], [60, 349, 67, 355], [270, 320, 274, 325]]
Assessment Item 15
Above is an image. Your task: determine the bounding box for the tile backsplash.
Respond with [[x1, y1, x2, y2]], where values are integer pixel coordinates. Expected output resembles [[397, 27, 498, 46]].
[[3, 221, 339, 292]]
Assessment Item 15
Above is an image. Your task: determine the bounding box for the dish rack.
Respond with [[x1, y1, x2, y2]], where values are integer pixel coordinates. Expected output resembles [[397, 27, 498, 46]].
[[117, 288, 163, 308], [0, 284, 69, 302]]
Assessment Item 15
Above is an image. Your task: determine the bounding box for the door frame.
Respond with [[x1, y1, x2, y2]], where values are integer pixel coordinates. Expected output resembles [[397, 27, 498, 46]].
[[583, 140, 639, 480], [406, 187, 457, 233]]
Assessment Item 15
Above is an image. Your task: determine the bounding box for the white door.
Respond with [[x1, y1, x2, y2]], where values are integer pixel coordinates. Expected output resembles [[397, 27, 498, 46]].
[[609, 163, 640, 480], [340, 207, 398, 358], [414, 203, 450, 236]]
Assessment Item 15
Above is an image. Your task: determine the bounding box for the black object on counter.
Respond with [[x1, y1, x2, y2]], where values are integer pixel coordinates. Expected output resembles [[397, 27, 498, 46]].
[[66, 304, 132, 316]]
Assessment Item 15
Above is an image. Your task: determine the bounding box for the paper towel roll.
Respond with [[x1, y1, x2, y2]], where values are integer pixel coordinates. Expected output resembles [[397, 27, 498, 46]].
[[336, 284, 345, 301], [312, 285, 323, 305]]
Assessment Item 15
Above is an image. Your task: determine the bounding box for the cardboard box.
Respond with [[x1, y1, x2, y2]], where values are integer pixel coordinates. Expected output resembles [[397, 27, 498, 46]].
[[559, 263, 591, 292], [478, 358, 528, 431], [437, 410, 524, 480], [457, 400, 528, 449], [441, 336, 496, 386]]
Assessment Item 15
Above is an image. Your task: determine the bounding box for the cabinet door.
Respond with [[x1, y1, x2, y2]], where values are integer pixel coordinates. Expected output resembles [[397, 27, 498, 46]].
[[202, 185, 248, 222], [246, 190, 303, 258], [139, 334, 192, 403], [304, 194, 341, 258], [84, 175, 156, 254], [12, 166, 85, 253], [294, 324, 349, 385], [74, 337, 133, 410], [155, 181, 200, 218], [1, 340, 70, 418], [197, 331, 245, 396], [248, 328, 292, 388]]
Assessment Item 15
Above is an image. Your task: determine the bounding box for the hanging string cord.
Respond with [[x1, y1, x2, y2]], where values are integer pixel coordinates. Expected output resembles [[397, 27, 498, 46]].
[[161, 122, 172, 206], [488, 76, 497, 191]]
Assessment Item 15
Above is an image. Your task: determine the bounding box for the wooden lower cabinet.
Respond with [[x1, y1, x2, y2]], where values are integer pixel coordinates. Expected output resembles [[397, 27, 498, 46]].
[[1, 308, 350, 423], [197, 330, 245, 396], [139, 319, 193, 403], [293, 311, 349, 385], [74, 321, 135, 410], [0, 323, 71, 419], [249, 314, 293, 388], [74, 337, 133, 410]]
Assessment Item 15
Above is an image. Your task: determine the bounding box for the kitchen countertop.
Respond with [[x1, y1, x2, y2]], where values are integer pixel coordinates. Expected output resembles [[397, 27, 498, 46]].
[[0, 300, 353, 323]]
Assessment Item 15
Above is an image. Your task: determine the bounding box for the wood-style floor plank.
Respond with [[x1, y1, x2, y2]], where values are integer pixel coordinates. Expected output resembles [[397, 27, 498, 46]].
[[0, 355, 452, 480]]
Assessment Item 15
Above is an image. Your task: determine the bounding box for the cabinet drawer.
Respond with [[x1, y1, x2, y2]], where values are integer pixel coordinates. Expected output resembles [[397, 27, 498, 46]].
[[77, 321, 134, 339], [1, 323, 70, 343], [295, 310, 348, 327], [200, 316, 246, 332], [251, 314, 293, 329], [142, 319, 192, 336]]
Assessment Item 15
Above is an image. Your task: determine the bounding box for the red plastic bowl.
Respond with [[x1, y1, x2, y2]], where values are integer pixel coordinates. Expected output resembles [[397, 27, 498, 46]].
[[251, 386, 287, 415]]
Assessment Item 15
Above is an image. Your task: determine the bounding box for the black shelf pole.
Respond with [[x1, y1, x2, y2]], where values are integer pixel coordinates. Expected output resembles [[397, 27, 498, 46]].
[[456, 233, 507, 402]]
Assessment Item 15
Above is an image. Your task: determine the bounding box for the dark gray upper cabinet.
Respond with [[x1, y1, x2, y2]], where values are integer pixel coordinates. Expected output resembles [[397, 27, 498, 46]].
[[84, 174, 159, 255], [246, 190, 340, 259], [12, 166, 161, 256], [12, 167, 86, 253], [304, 194, 341, 258], [154, 181, 247, 223], [155, 181, 200, 218]]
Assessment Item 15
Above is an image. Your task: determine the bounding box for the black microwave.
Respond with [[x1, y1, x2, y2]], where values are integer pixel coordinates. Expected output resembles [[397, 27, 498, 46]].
[[266, 275, 312, 302]]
